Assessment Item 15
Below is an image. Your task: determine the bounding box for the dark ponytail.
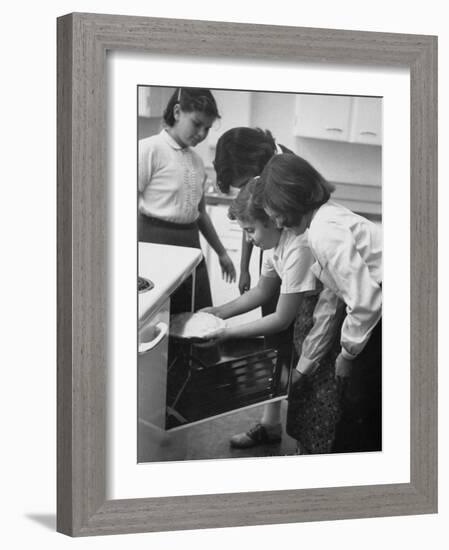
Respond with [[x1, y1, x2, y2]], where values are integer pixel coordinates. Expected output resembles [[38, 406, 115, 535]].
[[163, 87, 220, 126], [261, 153, 334, 227]]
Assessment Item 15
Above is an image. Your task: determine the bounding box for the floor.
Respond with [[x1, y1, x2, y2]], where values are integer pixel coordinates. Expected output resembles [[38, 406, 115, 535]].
[[138, 399, 298, 463]]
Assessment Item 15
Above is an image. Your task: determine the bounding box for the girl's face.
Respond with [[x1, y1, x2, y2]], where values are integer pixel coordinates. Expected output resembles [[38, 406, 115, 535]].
[[170, 105, 215, 148], [237, 218, 281, 251]]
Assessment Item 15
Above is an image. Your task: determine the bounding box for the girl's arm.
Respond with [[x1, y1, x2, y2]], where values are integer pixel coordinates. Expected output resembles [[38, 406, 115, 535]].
[[202, 275, 280, 320], [313, 223, 381, 360], [224, 293, 302, 339], [239, 236, 254, 294], [297, 288, 346, 375], [197, 197, 236, 282], [298, 222, 381, 376], [204, 280, 303, 341]]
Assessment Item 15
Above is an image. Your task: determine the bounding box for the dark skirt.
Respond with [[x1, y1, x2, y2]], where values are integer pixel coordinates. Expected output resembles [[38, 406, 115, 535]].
[[333, 318, 382, 453], [138, 214, 212, 313], [286, 293, 344, 454]]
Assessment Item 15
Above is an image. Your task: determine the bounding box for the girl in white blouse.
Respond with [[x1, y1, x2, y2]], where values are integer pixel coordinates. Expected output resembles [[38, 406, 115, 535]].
[[261, 153, 382, 453], [138, 87, 235, 312], [202, 179, 344, 453]]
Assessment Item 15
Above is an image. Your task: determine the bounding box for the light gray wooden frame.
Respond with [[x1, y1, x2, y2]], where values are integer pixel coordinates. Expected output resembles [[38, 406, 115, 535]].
[[57, 12, 438, 537]]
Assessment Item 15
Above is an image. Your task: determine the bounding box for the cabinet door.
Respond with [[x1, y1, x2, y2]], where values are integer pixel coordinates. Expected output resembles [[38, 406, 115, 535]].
[[138, 299, 170, 440], [349, 97, 382, 145], [294, 94, 352, 142]]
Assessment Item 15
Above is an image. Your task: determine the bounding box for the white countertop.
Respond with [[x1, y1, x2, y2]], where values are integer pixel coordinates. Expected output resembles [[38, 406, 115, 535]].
[[138, 242, 202, 326]]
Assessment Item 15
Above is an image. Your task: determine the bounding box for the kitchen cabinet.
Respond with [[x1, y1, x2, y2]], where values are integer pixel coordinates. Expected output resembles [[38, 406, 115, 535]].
[[138, 298, 170, 441], [294, 94, 382, 146], [138, 243, 203, 451], [349, 97, 382, 145], [138, 86, 174, 118], [201, 204, 261, 327]]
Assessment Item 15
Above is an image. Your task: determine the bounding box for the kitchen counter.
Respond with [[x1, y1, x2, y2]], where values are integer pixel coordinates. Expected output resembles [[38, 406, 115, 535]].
[[138, 242, 202, 326], [205, 191, 235, 206]]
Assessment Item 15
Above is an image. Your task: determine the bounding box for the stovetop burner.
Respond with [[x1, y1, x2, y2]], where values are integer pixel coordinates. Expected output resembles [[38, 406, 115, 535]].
[[138, 276, 154, 293]]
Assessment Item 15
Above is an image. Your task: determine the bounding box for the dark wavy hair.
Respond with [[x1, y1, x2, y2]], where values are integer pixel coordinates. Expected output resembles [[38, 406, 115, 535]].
[[163, 87, 220, 127], [228, 177, 270, 225], [214, 127, 278, 194], [261, 153, 335, 227]]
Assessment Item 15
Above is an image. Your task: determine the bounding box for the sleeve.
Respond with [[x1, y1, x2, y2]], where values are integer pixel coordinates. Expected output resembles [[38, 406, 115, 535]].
[[314, 222, 382, 360], [138, 138, 154, 193], [260, 252, 278, 279], [280, 243, 317, 294], [297, 287, 345, 374]]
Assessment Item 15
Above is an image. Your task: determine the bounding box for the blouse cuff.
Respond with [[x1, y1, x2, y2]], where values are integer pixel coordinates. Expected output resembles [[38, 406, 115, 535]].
[[340, 347, 357, 360], [296, 356, 317, 376]]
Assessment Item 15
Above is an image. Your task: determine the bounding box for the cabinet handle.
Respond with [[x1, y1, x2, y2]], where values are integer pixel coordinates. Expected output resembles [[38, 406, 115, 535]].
[[360, 131, 378, 136], [325, 127, 343, 133], [139, 321, 168, 354], [225, 248, 239, 253]]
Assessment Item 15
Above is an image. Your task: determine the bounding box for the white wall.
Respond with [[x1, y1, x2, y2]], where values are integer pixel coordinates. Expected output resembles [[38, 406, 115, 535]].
[[250, 92, 382, 215], [251, 90, 297, 149], [2, 2, 446, 550], [251, 92, 382, 187], [138, 87, 382, 201]]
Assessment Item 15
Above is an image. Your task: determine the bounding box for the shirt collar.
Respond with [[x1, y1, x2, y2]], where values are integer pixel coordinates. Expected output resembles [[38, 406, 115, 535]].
[[161, 128, 185, 151]]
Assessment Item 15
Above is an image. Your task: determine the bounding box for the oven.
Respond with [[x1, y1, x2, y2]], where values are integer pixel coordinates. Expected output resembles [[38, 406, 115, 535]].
[[165, 335, 293, 431], [137, 297, 170, 429], [137, 242, 295, 461]]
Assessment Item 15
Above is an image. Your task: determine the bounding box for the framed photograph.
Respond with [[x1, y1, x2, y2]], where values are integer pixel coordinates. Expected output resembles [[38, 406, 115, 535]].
[[57, 13, 437, 536], [136, 86, 382, 461]]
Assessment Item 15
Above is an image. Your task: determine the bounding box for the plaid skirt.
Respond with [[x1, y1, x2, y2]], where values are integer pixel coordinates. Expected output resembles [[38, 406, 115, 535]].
[[286, 293, 343, 454]]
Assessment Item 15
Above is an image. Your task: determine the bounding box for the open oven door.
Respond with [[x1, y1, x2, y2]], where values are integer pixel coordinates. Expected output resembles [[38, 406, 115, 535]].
[[164, 333, 294, 431], [137, 263, 295, 436]]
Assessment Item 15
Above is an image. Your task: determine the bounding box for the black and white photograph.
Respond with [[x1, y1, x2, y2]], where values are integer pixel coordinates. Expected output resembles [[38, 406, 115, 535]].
[[137, 85, 383, 463], [2, 0, 442, 544]]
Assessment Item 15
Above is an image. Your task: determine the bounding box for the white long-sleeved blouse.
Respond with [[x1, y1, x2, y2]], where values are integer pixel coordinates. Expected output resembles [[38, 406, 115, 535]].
[[297, 201, 382, 374]]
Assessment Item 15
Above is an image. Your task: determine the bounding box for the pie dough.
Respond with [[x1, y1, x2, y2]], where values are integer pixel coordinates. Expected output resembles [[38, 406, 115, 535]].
[[170, 312, 225, 339]]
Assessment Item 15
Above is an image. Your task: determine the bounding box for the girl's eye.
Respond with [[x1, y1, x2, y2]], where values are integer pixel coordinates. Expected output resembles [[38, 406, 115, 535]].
[[192, 120, 210, 132]]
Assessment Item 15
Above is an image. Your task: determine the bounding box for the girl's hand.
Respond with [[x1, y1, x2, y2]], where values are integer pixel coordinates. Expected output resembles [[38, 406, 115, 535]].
[[335, 353, 363, 403], [218, 252, 236, 283], [335, 353, 354, 379], [238, 270, 251, 294], [198, 306, 224, 319], [290, 369, 308, 393], [200, 326, 228, 343]]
